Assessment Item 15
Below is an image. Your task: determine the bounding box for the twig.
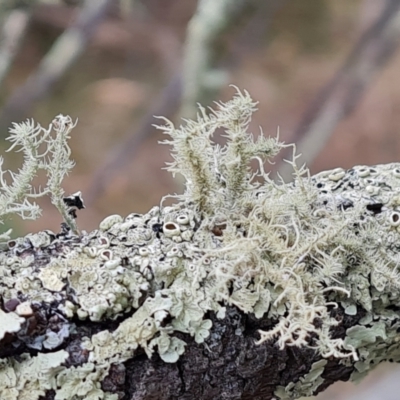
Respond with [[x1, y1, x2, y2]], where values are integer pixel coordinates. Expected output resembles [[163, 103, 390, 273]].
[[0, 8, 31, 87], [180, 0, 248, 119], [0, 0, 112, 131]]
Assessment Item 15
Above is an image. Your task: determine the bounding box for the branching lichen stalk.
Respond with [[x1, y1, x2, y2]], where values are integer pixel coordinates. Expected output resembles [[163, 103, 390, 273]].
[[0, 115, 79, 238]]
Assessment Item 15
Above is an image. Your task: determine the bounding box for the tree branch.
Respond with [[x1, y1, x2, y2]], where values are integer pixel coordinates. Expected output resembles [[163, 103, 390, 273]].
[[0, 7, 31, 87], [1, 89, 400, 399], [0, 0, 112, 132]]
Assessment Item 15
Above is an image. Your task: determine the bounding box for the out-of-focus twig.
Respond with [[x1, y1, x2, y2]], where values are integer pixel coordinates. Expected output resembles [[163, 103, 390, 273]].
[[0, 8, 31, 87], [180, 0, 248, 119], [0, 0, 112, 131], [85, 72, 182, 206], [278, 0, 400, 180]]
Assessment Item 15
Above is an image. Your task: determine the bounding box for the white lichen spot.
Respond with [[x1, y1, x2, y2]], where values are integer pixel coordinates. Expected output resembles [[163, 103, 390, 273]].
[[38, 267, 65, 292], [99, 214, 123, 231], [0, 309, 25, 339], [328, 168, 346, 181]]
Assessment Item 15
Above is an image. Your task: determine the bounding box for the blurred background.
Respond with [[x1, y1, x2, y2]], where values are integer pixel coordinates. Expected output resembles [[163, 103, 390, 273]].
[[1, 0, 400, 398]]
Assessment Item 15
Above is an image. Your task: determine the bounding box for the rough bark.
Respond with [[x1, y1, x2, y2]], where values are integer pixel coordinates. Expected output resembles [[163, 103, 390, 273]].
[[0, 270, 365, 400]]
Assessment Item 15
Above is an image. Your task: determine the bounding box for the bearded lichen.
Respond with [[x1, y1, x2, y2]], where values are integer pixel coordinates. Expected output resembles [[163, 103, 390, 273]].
[[0, 115, 81, 238], [1, 89, 400, 398]]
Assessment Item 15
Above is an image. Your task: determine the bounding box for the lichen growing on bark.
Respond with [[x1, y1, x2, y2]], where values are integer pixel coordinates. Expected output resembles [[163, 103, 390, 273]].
[[1, 89, 400, 399]]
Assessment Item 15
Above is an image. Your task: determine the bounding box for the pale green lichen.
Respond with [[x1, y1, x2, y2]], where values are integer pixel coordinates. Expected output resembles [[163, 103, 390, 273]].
[[0, 351, 69, 400], [275, 359, 328, 399], [0, 115, 79, 238], [156, 88, 283, 213], [2, 89, 400, 398], [55, 363, 113, 400]]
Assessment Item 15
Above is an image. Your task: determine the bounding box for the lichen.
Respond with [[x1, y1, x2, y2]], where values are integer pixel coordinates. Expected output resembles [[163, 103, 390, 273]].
[[2, 89, 400, 398], [0, 115, 81, 237], [275, 359, 328, 399]]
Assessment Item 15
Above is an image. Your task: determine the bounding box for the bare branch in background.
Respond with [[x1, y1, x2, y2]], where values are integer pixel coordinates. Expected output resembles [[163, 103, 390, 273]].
[[0, 8, 31, 87], [0, 0, 112, 132], [180, 0, 248, 119], [278, 0, 400, 180]]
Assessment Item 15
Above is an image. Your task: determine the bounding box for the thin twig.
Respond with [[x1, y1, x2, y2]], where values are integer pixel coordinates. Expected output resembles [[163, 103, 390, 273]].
[[0, 0, 112, 132], [0, 8, 31, 87], [180, 0, 248, 119]]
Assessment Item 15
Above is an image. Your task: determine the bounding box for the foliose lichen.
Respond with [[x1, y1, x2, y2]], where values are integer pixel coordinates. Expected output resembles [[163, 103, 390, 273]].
[[2, 88, 400, 398]]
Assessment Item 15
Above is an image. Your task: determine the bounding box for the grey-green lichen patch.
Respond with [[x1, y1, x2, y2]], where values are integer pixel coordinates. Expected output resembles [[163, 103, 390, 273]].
[[0, 350, 68, 400], [274, 359, 327, 399], [55, 363, 116, 400], [3, 89, 400, 398], [345, 322, 387, 351], [0, 350, 118, 400]]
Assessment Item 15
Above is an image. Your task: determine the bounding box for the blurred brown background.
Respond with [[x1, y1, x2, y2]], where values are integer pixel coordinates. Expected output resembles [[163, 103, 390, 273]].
[[1, 0, 400, 397]]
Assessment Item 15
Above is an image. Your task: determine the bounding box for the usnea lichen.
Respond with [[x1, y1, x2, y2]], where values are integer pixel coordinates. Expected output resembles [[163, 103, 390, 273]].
[[2, 89, 400, 398], [0, 115, 80, 239]]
